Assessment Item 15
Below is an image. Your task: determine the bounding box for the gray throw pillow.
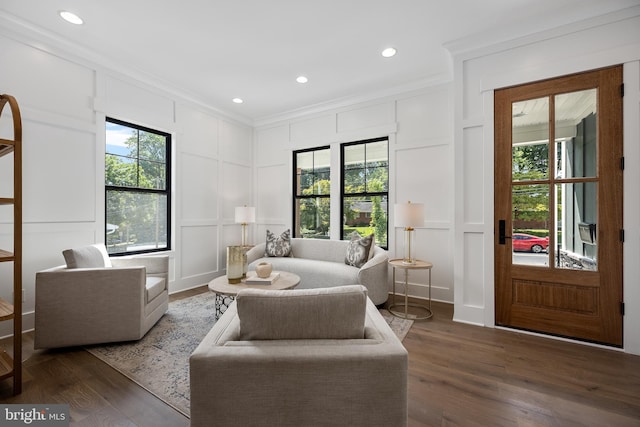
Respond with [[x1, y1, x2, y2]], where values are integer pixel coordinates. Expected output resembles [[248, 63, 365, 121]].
[[63, 244, 112, 269], [345, 232, 373, 268], [265, 229, 292, 257], [237, 285, 368, 340]]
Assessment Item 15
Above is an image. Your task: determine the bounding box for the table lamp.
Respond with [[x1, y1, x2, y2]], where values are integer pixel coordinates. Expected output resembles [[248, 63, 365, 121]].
[[235, 206, 255, 247], [394, 201, 424, 264]]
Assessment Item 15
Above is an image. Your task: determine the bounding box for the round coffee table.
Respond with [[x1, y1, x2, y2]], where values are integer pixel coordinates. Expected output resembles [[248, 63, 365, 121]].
[[208, 271, 301, 320]]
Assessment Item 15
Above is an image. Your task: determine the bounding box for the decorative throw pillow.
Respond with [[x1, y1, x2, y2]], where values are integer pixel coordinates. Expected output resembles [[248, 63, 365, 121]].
[[265, 229, 292, 257], [237, 285, 368, 340], [367, 233, 376, 260], [345, 232, 374, 268], [63, 244, 112, 269]]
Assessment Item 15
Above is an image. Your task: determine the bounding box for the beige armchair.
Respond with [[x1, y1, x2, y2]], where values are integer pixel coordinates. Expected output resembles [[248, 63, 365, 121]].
[[190, 285, 408, 427], [34, 244, 169, 349]]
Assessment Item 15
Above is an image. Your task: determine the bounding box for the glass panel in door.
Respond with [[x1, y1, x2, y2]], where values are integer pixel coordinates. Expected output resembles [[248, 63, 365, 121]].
[[512, 184, 550, 266], [511, 97, 550, 266], [554, 89, 598, 270], [512, 97, 550, 182], [554, 89, 597, 179]]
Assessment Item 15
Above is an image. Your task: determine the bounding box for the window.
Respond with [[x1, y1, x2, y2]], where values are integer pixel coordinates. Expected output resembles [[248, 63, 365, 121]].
[[292, 139, 389, 244], [293, 147, 330, 238], [341, 138, 389, 247], [105, 118, 171, 255]]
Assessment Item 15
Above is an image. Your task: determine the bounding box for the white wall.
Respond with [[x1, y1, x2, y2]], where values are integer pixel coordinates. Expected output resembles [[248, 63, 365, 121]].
[[254, 85, 456, 304], [253, 6, 640, 355], [449, 7, 640, 354], [0, 30, 252, 335], [2, 5, 638, 356]]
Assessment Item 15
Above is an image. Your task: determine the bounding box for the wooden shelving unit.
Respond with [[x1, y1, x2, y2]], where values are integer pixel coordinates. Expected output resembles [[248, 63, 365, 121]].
[[0, 94, 22, 395]]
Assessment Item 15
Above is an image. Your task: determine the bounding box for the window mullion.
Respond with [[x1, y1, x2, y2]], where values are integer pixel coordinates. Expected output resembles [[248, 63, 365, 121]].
[[136, 130, 141, 188]]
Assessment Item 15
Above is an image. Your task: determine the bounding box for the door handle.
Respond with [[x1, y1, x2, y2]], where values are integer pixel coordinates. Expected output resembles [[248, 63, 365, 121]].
[[499, 220, 511, 245]]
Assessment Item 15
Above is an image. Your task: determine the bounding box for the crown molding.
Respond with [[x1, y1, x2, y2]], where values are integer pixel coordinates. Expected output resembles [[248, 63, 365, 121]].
[[444, 4, 640, 60], [253, 72, 453, 128], [0, 11, 254, 127]]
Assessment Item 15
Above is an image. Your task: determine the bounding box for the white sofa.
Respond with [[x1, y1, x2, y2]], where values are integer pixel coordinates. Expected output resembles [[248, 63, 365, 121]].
[[190, 285, 408, 427], [246, 237, 389, 305]]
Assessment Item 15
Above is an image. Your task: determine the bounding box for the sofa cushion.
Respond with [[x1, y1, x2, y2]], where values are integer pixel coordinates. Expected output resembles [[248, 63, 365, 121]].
[[345, 232, 374, 268], [288, 238, 350, 264], [265, 229, 292, 257], [146, 276, 166, 303], [236, 285, 368, 340], [63, 244, 112, 269]]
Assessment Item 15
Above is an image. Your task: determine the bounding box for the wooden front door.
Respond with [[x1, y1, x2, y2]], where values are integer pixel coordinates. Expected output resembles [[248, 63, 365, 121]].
[[494, 66, 623, 346]]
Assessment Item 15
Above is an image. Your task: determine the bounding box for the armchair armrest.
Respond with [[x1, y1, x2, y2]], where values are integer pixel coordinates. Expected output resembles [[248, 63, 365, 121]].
[[110, 254, 169, 279]]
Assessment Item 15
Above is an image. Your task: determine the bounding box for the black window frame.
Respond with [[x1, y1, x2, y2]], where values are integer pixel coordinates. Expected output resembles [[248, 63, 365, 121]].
[[292, 146, 331, 238], [105, 117, 171, 256], [340, 137, 389, 248]]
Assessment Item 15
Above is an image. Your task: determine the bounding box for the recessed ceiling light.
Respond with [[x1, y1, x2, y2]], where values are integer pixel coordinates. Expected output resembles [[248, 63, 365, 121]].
[[381, 47, 397, 58], [59, 11, 84, 25], [296, 76, 308, 84], [232, 98, 243, 104]]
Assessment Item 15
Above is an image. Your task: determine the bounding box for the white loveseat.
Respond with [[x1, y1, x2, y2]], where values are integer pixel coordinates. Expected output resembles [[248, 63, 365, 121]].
[[246, 237, 389, 305]]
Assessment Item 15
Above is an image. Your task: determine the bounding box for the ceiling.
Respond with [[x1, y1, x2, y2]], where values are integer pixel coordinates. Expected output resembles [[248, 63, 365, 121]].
[[1, 0, 638, 124]]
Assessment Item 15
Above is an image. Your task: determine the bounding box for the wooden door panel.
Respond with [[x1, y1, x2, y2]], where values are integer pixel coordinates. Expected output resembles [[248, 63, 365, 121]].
[[512, 279, 598, 314]]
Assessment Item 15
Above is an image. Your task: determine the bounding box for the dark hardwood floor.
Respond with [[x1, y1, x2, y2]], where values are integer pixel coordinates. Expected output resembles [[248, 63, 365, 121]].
[[1, 287, 639, 426], [403, 302, 640, 426]]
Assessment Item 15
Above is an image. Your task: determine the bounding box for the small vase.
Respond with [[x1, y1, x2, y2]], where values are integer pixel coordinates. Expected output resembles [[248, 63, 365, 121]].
[[255, 262, 273, 278]]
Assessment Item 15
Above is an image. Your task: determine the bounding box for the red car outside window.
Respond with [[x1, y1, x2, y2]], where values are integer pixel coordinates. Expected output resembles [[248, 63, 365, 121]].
[[512, 233, 549, 253]]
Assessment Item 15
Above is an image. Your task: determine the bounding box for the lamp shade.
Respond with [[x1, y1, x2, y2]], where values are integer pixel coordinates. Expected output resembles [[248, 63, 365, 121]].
[[235, 206, 255, 224], [394, 202, 424, 228]]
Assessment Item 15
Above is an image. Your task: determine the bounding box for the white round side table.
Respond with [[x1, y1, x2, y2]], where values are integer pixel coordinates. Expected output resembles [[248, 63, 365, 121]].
[[388, 259, 433, 320]]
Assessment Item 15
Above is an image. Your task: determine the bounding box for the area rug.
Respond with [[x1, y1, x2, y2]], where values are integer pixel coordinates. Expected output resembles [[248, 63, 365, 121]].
[[379, 308, 414, 341], [85, 292, 413, 417]]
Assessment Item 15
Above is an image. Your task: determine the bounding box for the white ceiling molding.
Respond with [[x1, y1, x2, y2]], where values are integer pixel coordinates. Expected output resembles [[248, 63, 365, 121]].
[[253, 72, 452, 128], [444, 4, 640, 60], [0, 10, 254, 127]]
